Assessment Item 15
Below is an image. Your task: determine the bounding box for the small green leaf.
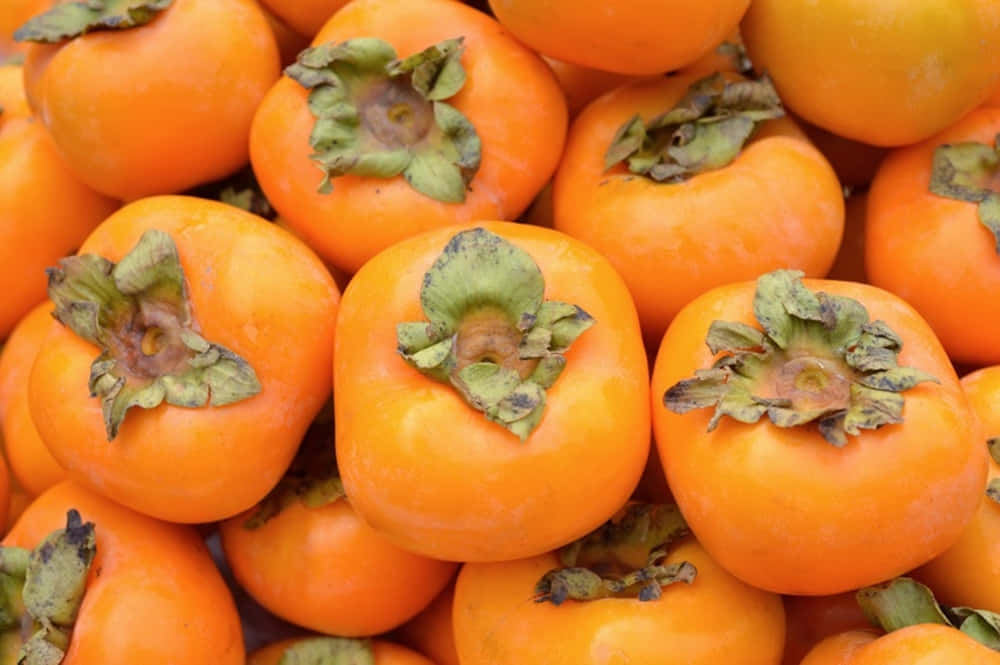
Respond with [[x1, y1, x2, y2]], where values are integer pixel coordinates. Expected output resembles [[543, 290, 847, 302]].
[[278, 637, 375, 665], [387, 38, 466, 101], [604, 115, 647, 170], [928, 137, 1000, 255], [403, 149, 467, 203], [987, 478, 1000, 505], [662, 369, 729, 413], [705, 321, 766, 354], [15, 0, 172, 43], [952, 608, 1000, 650], [989, 437, 1000, 465], [980, 193, 1000, 254], [857, 577, 951, 633], [855, 367, 939, 392]]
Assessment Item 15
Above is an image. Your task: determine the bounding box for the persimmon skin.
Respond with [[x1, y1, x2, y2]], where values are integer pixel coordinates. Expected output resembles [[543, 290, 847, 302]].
[[249, 639, 436, 665], [250, 0, 567, 275], [541, 57, 635, 118], [453, 538, 786, 665], [741, 0, 1000, 147], [393, 583, 460, 665], [851, 624, 1000, 664], [27, 196, 339, 524], [553, 74, 844, 347], [0, 64, 30, 131], [782, 593, 873, 665], [0, 117, 119, 340], [22, 0, 280, 201], [257, 0, 350, 38], [4, 481, 244, 665], [335, 221, 650, 562], [866, 108, 1000, 366], [651, 278, 985, 595], [219, 498, 457, 637], [0, 0, 50, 59], [799, 631, 879, 665], [487, 0, 751, 75], [913, 367, 1000, 611]]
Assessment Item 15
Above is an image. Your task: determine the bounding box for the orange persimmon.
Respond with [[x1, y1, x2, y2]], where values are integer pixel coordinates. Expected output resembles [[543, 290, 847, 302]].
[[249, 638, 435, 665], [0, 63, 29, 131], [652, 271, 985, 595], [250, 0, 567, 275], [799, 631, 880, 665], [257, 0, 351, 39], [866, 107, 1000, 366], [335, 222, 649, 562], [783, 593, 873, 665], [804, 625, 1000, 665], [19, 0, 280, 201], [393, 583, 460, 665], [541, 56, 635, 118], [27, 196, 339, 523], [0, 0, 49, 59]]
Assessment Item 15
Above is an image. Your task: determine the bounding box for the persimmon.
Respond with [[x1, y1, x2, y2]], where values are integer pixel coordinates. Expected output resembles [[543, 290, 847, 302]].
[[0, 302, 66, 496], [866, 107, 1000, 366], [249, 638, 436, 665], [27, 195, 339, 523], [741, 0, 1000, 146], [783, 592, 873, 665], [219, 421, 457, 637], [799, 631, 879, 665], [335, 223, 649, 562], [256, 0, 350, 39], [826, 192, 868, 283], [1, 480, 244, 665], [253, 1, 310, 67], [652, 270, 985, 595], [677, 34, 750, 78], [553, 72, 843, 346], [799, 122, 886, 189], [487, 0, 750, 75], [0, 63, 29, 131], [0, 116, 118, 340], [454, 503, 786, 665], [393, 583, 460, 665], [18, 0, 280, 201], [0, 0, 48, 59], [541, 57, 634, 118], [250, 0, 567, 275]]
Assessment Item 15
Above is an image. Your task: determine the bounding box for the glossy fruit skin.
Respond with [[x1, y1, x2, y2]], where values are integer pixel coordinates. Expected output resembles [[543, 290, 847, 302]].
[[248, 639, 436, 665], [553, 73, 844, 347], [799, 631, 879, 665], [453, 538, 786, 665], [4, 481, 245, 665], [219, 497, 457, 636], [335, 221, 650, 562], [866, 108, 1000, 366], [22, 0, 280, 201], [27, 196, 340, 524], [741, 0, 1000, 146], [251, 0, 567, 275], [0, 302, 66, 496], [393, 582, 460, 665], [0, 0, 50, 59], [540, 57, 634, 118], [0, 64, 31, 131], [782, 593, 873, 665], [0, 117, 119, 340], [651, 278, 986, 595], [913, 366, 1000, 611], [487, 0, 751, 75], [851, 624, 1000, 664], [257, 0, 350, 38]]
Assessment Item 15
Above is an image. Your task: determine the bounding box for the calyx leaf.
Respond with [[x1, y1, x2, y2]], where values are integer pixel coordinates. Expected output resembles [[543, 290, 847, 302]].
[[46, 229, 262, 440], [534, 503, 696, 605], [929, 134, 1000, 254], [15, 0, 172, 43], [604, 72, 784, 182], [278, 637, 375, 665], [286, 36, 481, 203], [986, 437, 1000, 505], [663, 270, 938, 446], [396, 228, 594, 441]]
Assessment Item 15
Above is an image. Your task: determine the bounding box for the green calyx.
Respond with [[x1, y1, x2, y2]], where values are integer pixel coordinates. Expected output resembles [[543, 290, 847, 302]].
[[285, 36, 481, 203], [0, 510, 97, 665], [534, 503, 696, 605], [14, 0, 172, 43], [46, 229, 262, 441], [604, 72, 783, 183], [663, 270, 938, 447], [243, 407, 342, 529], [986, 438, 1000, 505], [929, 134, 1000, 253], [187, 167, 276, 221], [714, 41, 753, 76], [858, 577, 1000, 651], [278, 637, 374, 665], [396, 228, 594, 441]]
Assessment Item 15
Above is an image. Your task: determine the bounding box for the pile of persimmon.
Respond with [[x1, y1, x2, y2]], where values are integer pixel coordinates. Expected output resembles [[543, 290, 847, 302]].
[[0, 0, 999, 664]]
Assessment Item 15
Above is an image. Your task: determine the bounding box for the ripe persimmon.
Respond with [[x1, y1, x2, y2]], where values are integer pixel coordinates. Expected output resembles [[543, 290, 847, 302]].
[[249, 638, 435, 665], [540, 57, 634, 118], [741, 0, 1000, 146], [0, 0, 48, 59], [653, 270, 985, 595], [553, 72, 843, 346], [1, 480, 244, 665], [783, 593, 873, 665], [866, 107, 1000, 366], [0, 62, 29, 131], [257, 0, 350, 39], [18, 0, 280, 201], [27, 196, 339, 523], [250, 0, 567, 274], [335, 223, 649, 562], [487, 0, 750, 75], [394, 583, 460, 665]]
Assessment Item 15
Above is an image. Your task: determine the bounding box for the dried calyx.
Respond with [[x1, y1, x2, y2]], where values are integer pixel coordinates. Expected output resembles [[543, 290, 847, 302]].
[[604, 71, 783, 183], [534, 503, 696, 605], [46, 229, 261, 440], [286, 36, 481, 203], [15, 0, 172, 43], [0, 510, 97, 665], [396, 228, 594, 441], [663, 270, 938, 447], [986, 438, 1000, 505], [929, 133, 1000, 253], [278, 637, 374, 665], [858, 577, 1000, 651]]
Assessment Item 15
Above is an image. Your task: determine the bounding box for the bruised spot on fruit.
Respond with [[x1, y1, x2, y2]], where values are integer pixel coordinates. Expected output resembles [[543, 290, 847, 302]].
[[929, 134, 1000, 254], [14, 0, 173, 44]]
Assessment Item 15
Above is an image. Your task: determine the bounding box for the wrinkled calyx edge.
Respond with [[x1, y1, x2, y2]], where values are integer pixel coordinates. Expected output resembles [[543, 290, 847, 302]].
[[986, 437, 1000, 505], [46, 229, 262, 441], [285, 36, 482, 204], [929, 134, 1000, 254], [604, 71, 784, 183], [663, 269, 938, 446], [858, 577, 1000, 651], [15, 0, 172, 43], [279, 636, 375, 665], [534, 503, 697, 605], [396, 228, 594, 441], [0, 509, 96, 665]]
